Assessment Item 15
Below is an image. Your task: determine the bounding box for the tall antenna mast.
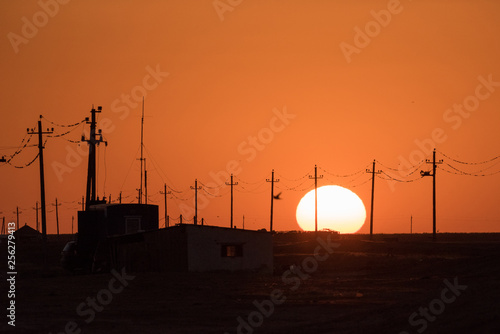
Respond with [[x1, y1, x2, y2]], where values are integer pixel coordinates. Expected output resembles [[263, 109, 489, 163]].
[[138, 97, 145, 204]]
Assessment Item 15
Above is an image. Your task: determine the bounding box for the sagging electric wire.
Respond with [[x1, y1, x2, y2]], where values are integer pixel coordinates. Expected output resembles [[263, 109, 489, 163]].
[[377, 170, 423, 183], [442, 162, 500, 177], [275, 168, 314, 182], [41, 115, 85, 128], [437, 149, 500, 165], [318, 164, 370, 178]]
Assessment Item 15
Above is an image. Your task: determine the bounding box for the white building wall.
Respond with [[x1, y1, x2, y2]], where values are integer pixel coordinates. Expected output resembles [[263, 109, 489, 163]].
[[185, 225, 273, 273]]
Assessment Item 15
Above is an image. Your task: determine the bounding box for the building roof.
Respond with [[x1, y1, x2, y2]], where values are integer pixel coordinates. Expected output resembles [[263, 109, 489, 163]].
[[14, 224, 40, 238]]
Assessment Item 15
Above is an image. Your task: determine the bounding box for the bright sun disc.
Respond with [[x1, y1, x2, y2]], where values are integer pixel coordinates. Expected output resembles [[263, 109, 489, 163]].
[[296, 185, 366, 233]]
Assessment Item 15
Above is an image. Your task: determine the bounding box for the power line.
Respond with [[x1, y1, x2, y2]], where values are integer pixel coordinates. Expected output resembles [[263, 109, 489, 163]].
[[436, 149, 500, 165], [41, 115, 85, 128]]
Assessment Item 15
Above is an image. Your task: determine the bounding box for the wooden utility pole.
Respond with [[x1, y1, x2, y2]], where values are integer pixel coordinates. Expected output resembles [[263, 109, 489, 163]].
[[159, 184, 171, 228], [33, 202, 39, 232], [119, 192, 122, 204], [225, 174, 238, 228], [266, 169, 279, 232], [52, 198, 61, 235], [72, 215, 74, 234], [420, 148, 443, 240], [190, 179, 202, 225], [309, 165, 323, 232], [28, 116, 53, 240], [14, 206, 22, 230], [138, 98, 145, 204], [366, 160, 382, 239]]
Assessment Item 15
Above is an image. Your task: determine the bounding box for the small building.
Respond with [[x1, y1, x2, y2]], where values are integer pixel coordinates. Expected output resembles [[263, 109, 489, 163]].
[[14, 224, 40, 240], [100, 224, 273, 274], [77, 203, 159, 267]]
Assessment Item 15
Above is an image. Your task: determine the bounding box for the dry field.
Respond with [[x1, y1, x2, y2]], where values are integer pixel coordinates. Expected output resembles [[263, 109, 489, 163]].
[[1, 232, 500, 333]]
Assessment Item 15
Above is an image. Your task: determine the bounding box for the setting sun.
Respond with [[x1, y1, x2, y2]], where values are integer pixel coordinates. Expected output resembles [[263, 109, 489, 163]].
[[296, 185, 366, 233]]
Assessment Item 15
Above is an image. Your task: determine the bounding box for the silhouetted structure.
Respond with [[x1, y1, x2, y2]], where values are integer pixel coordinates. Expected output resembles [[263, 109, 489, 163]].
[[97, 225, 273, 273], [76, 203, 159, 270]]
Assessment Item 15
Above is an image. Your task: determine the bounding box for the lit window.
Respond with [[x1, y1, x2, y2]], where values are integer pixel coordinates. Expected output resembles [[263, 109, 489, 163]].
[[221, 244, 243, 257]]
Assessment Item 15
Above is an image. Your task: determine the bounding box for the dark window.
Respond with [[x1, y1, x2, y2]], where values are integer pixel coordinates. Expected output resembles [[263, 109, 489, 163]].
[[221, 244, 243, 257], [125, 217, 141, 234]]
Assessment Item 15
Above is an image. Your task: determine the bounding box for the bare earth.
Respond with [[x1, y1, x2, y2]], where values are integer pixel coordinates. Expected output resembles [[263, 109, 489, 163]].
[[1, 232, 500, 334]]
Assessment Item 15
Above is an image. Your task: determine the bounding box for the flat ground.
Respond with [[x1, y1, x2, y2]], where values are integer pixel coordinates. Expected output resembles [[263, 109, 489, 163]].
[[1, 232, 499, 334]]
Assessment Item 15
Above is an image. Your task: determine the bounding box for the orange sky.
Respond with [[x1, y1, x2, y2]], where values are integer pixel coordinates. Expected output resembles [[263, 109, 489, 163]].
[[1, 0, 500, 234]]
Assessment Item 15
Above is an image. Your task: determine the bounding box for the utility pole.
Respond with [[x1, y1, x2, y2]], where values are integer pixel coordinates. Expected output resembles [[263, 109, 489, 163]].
[[13, 206, 22, 230], [410, 215, 413, 234], [1, 217, 5, 235], [33, 202, 39, 232], [266, 169, 280, 232], [28, 116, 53, 241], [159, 184, 171, 228], [138, 98, 145, 204], [225, 174, 238, 228], [420, 148, 443, 240], [242, 215, 245, 230], [309, 165, 323, 232], [52, 198, 61, 235], [119, 191, 122, 204], [144, 159, 148, 205], [72, 215, 74, 234], [366, 160, 382, 239], [190, 179, 202, 225], [82, 107, 105, 209]]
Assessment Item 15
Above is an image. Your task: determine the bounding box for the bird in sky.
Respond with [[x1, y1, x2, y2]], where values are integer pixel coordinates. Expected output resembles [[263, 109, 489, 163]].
[[273, 192, 282, 200]]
